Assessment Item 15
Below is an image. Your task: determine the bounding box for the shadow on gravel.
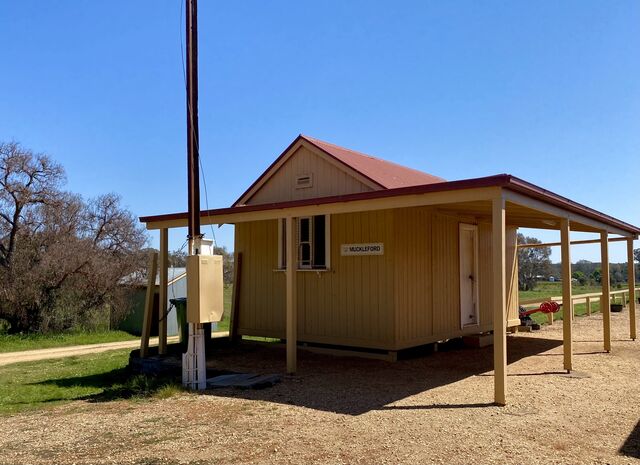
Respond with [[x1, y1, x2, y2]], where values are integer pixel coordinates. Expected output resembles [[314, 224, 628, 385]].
[[620, 419, 640, 459], [201, 335, 562, 416], [28, 335, 562, 415]]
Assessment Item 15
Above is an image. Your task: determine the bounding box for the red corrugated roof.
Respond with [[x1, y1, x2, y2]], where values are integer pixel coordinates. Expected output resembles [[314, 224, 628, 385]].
[[301, 135, 445, 189]]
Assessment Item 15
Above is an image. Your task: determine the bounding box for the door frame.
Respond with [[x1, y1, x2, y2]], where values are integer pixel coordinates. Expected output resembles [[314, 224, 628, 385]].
[[459, 223, 480, 328]]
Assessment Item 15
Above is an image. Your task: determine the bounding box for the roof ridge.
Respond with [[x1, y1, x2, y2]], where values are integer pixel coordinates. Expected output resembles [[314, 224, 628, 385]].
[[300, 134, 446, 185], [302, 134, 387, 161]]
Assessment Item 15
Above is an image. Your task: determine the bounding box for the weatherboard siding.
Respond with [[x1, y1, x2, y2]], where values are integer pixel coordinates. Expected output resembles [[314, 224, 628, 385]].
[[431, 212, 462, 337], [235, 208, 519, 351], [393, 210, 519, 348], [234, 220, 286, 337], [235, 211, 395, 348], [393, 207, 434, 345], [247, 146, 374, 205], [298, 210, 395, 348]]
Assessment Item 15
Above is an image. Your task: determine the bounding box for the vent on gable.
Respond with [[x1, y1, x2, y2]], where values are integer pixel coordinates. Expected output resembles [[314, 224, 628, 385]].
[[295, 173, 313, 189]]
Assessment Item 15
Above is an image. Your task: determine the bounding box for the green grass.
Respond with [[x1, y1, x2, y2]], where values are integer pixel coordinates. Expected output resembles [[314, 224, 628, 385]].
[[0, 286, 235, 414], [519, 281, 606, 301], [0, 330, 138, 354], [242, 336, 282, 343], [213, 285, 233, 333], [0, 349, 183, 415], [519, 281, 629, 325]]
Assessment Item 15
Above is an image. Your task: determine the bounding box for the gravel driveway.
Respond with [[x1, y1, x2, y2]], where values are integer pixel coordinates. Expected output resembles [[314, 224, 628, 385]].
[[1, 311, 638, 465]]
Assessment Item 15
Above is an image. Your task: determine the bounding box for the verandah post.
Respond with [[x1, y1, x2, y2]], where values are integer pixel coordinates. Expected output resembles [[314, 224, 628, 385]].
[[286, 216, 297, 374], [492, 194, 507, 406], [158, 228, 169, 355], [141, 252, 158, 358], [627, 237, 637, 340], [560, 218, 573, 372], [601, 231, 611, 352]]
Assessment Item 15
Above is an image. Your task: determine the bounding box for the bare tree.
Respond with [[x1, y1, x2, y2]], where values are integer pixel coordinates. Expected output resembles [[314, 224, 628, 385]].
[[169, 249, 187, 267], [0, 142, 65, 269], [0, 142, 148, 333]]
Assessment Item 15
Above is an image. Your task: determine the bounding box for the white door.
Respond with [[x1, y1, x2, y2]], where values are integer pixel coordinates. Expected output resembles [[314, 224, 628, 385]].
[[459, 224, 479, 327]]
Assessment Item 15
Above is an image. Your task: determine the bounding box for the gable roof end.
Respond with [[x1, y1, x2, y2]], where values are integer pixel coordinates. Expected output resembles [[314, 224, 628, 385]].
[[233, 134, 445, 206]]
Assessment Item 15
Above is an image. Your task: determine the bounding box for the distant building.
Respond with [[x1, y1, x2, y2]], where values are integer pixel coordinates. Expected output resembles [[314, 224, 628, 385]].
[[119, 268, 186, 336]]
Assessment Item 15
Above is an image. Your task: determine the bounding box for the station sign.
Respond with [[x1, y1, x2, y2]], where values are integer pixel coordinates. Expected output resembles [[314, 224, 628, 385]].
[[340, 243, 384, 256]]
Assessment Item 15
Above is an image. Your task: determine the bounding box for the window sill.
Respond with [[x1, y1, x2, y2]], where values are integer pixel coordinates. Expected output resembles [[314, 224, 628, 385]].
[[273, 268, 331, 273]]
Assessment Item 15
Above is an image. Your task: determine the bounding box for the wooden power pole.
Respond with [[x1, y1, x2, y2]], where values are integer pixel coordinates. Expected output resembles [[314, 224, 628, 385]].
[[186, 0, 201, 245], [183, 0, 206, 390]]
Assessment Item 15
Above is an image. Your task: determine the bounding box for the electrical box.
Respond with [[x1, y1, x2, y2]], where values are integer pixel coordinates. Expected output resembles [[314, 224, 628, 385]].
[[186, 254, 224, 323]]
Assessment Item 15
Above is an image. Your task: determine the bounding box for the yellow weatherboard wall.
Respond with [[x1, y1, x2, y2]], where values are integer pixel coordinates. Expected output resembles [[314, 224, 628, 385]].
[[234, 206, 519, 351]]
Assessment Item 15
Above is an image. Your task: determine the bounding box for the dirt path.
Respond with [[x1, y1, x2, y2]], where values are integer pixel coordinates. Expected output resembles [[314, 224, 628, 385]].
[[0, 333, 219, 366], [0, 315, 638, 465], [0, 339, 156, 366]]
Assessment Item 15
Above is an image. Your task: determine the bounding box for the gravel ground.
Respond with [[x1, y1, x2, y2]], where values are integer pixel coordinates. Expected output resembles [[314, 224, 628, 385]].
[[1, 311, 639, 465]]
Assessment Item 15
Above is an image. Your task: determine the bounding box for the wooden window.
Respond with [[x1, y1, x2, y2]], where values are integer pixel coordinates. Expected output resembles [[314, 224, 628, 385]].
[[298, 217, 312, 268], [278, 215, 330, 270], [312, 215, 326, 268]]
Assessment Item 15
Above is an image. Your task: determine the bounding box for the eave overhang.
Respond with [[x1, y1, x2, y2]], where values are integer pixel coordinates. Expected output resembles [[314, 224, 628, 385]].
[[139, 174, 640, 237]]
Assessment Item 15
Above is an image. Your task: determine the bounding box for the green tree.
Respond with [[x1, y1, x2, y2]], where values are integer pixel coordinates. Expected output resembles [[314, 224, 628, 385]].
[[517, 234, 552, 291], [572, 270, 587, 286]]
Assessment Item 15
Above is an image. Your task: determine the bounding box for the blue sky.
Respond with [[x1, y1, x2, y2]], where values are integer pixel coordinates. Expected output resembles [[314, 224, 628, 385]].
[[1, 1, 638, 262]]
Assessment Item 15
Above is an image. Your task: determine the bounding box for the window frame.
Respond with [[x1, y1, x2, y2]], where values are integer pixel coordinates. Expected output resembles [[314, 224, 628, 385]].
[[298, 216, 313, 269], [277, 215, 330, 270]]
